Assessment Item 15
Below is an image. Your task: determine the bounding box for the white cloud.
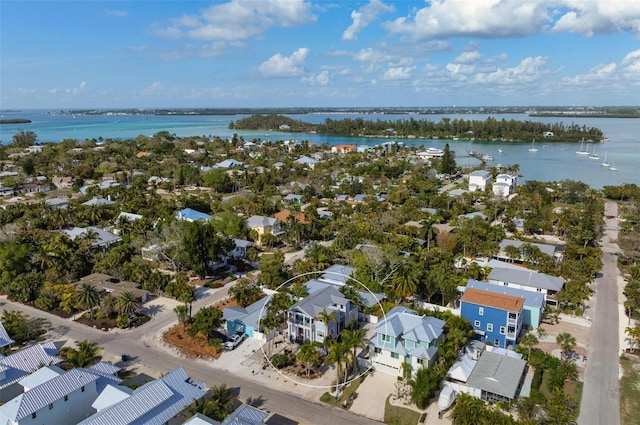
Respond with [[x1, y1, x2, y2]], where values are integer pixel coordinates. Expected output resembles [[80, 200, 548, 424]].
[[383, 65, 415, 80], [105, 9, 127, 18], [563, 48, 640, 88], [383, 0, 550, 39], [552, 0, 640, 36], [342, 0, 394, 41], [454, 51, 481, 64], [302, 70, 330, 85], [446, 63, 476, 76], [155, 0, 316, 41], [142, 82, 163, 96], [353, 48, 393, 63], [474, 56, 548, 84], [66, 81, 87, 95], [259, 48, 309, 77]]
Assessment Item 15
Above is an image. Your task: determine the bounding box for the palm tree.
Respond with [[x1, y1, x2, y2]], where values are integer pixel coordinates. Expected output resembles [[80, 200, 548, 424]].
[[62, 339, 101, 369], [75, 283, 100, 319], [208, 384, 235, 421], [341, 327, 367, 377], [296, 339, 320, 378], [445, 326, 470, 356], [116, 291, 140, 316], [556, 332, 576, 360], [391, 263, 418, 303], [325, 341, 348, 400], [316, 310, 336, 342], [174, 304, 189, 331], [519, 332, 539, 359], [625, 325, 640, 352], [178, 288, 196, 319]]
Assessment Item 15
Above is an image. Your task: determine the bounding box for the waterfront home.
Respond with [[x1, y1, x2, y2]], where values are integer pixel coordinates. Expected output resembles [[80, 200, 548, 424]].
[[0, 365, 121, 425], [331, 144, 357, 154], [287, 286, 357, 344], [368, 306, 445, 377], [460, 288, 523, 348], [487, 267, 565, 305], [77, 368, 205, 425], [468, 170, 491, 192], [463, 280, 545, 330]]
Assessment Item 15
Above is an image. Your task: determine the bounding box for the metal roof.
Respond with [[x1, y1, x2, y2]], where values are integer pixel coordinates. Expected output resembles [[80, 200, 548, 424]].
[[466, 351, 527, 400], [488, 267, 565, 292], [0, 343, 62, 390], [0, 322, 14, 348], [498, 239, 557, 257]]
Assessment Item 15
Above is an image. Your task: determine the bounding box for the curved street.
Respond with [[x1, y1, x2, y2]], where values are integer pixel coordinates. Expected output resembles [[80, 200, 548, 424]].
[[0, 282, 380, 425], [578, 200, 621, 425]]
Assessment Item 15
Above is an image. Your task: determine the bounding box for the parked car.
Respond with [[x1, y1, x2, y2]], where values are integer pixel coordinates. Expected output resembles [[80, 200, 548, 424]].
[[224, 332, 246, 350]]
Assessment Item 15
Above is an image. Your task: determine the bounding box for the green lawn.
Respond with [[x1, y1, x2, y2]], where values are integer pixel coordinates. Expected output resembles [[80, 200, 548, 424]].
[[384, 395, 422, 425], [620, 355, 640, 425]]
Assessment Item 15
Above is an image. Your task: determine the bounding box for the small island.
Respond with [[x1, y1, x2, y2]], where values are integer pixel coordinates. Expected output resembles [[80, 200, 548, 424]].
[[0, 118, 31, 124], [230, 114, 604, 143]]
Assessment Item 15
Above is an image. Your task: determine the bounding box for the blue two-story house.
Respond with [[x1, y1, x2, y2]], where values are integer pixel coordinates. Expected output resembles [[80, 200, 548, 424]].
[[460, 288, 524, 349]]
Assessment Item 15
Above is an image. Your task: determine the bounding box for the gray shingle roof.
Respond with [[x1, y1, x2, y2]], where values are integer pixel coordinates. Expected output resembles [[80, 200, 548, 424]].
[[498, 239, 557, 257], [488, 267, 565, 292], [244, 215, 278, 228], [289, 286, 349, 318], [466, 351, 527, 400]]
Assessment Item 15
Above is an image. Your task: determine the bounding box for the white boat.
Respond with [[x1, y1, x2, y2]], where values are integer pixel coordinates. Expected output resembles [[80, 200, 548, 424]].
[[609, 165, 618, 171], [576, 138, 589, 155], [438, 386, 457, 411], [529, 139, 538, 152], [601, 151, 610, 167], [498, 148, 503, 153], [482, 154, 493, 161]]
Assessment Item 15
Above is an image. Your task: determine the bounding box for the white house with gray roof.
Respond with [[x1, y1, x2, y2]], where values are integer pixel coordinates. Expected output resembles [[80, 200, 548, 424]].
[[0, 343, 61, 402], [461, 349, 527, 403], [287, 286, 357, 344], [487, 267, 565, 304], [78, 367, 205, 425], [369, 306, 445, 377], [0, 365, 121, 425], [495, 239, 560, 263]]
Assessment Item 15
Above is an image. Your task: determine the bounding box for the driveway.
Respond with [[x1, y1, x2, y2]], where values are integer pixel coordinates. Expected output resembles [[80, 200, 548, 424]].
[[349, 371, 396, 421]]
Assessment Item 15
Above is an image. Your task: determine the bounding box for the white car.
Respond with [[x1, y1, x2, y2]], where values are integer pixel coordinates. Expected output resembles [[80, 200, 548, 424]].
[[224, 333, 246, 350]]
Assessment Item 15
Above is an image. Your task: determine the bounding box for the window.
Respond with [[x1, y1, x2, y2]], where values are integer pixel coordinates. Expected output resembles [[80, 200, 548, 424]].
[[494, 339, 500, 346], [48, 403, 53, 410], [32, 413, 37, 419], [478, 307, 484, 316], [81, 386, 85, 392], [509, 312, 517, 320], [474, 320, 481, 327], [500, 326, 506, 335], [391, 352, 399, 359], [317, 331, 324, 338], [374, 347, 382, 354], [381, 334, 391, 343], [64, 395, 68, 402], [487, 323, 493, 332], [417, 358, 425, 365]]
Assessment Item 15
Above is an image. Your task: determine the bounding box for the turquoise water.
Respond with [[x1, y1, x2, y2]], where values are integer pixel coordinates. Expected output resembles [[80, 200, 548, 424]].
[[1, 110, 638, 188]]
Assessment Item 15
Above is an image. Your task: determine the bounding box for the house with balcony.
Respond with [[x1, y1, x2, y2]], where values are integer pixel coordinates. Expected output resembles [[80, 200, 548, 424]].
[[463, 280, 545, 330], [368, 307, 445, 378], [460, 288, 524, 348], [287, 286, 357, 344]]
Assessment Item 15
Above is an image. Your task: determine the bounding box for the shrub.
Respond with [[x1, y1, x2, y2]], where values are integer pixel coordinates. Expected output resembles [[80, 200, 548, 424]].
[[532, 367, 544, 390], [270, 353, 294, 369]]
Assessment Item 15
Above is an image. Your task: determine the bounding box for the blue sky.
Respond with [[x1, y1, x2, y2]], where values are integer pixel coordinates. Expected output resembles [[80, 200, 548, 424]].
[[1, 0, 639, 109]]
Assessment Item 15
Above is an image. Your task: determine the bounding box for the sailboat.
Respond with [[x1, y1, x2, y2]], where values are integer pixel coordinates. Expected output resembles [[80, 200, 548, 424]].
[[576, 138, 589, 155], [609, 164, 618, 171], [600, 151, 610, 167], [528, 139, 538, 152], [588, 146, 600, 160]]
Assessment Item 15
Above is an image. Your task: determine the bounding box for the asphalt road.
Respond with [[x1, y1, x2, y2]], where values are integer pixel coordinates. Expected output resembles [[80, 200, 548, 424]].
[[578, 200, 621, 425], [0, 281, 380, 425]]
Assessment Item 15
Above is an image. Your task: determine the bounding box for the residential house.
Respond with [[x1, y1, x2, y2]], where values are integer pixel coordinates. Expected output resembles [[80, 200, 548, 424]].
[[464, 280, 545, 330], [184, 405, 270, 425], [368, 306, 445, 377], [460, 288, 524, 348], [223, 296, 269, 341], [0, 186, 14, 197], [273, 209, 309, 225], [331, 144, 356, 154], [0, 322, 14, 349], [63, 227, 122, 249], [73, 273, 150, 303], [493, 174, 516, 197], [487, 267, 565, 305], [244, 216, 283, 239], [213, 159, 244, 169], [229, 238, 254, 259], [52, 176, 74, 189], [462, 349, 527, 403], [294, 156, 319, 169], [82, 196, 115, 207], [0, 364, 121, 425], [494, 239, 560, 263], [468, 170, 491, 192], [0, 343, 62, 402], [283, 194, 303, 204], [287, 286, 357, 344], [45, 197, 69, 209], [176, 207, 211, 222], [77, 368, 205, 425]]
